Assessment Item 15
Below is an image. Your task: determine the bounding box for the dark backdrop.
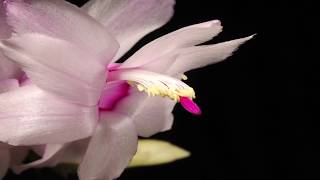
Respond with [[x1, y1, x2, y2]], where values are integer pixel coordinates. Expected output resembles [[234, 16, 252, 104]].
[[5, 0, 315, 179]]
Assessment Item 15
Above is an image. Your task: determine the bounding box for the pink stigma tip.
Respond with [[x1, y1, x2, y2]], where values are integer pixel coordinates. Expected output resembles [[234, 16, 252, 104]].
[[180, 97, 202, 115]]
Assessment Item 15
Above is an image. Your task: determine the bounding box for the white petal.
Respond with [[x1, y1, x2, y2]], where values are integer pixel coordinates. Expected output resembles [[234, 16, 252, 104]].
[[121, 20, 222, 68], [83, 0, 175, 61], [5, 0, 119, 59], [78, 112, 137, 180], [0, 33, 106, 106], [0, 85, 98, 146]]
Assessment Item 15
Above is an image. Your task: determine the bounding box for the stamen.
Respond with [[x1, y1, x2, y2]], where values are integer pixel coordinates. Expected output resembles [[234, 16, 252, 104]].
[[108, 69, 202, 115], [128, 80, 195, 102], [181, 74, 188, 80], [110, 69, 196, 102]]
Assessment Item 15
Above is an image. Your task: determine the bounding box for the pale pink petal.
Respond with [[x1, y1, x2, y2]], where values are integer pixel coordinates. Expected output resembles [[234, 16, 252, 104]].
[[1, 2, 21, 80], [115, 90, 176, 137], [78, 112, 137, 180], [0, 1, 11, 38], [0, 79, 19, 93], [83, 0, 175, 61], [0, 53, 21, 80], [143, 35, 255, 75], [121, 20, 222, 68], [13, 144, 64, 174], [167, 35, 255, 74], [135, 52, 178, 74], [0, 33, 107, 106], [82, 0, 112, 19], [0, 85, 98, 146], [5, 0, 119, 60], [0, 145, 9, 179]]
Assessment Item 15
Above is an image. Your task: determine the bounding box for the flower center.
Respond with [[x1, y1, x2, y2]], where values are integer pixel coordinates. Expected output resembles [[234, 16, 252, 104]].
[[107, 67, 202, 115], [109, 69, 195, 102]]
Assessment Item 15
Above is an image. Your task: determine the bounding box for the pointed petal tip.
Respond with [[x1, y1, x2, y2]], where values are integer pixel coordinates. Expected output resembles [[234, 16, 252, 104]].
[[228, 34, 256, 48], [129, 140, 191, 168], [200, 19, 221, 28], [243, 34, 257, 41], [197, 19, 223, 32]]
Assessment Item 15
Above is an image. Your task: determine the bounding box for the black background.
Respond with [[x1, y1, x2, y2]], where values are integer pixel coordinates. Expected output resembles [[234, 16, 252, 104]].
[[5, 0, 316, 179]]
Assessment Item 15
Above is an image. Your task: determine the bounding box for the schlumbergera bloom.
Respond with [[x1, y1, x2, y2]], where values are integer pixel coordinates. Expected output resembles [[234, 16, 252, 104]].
[[0, 0, 253, 179]]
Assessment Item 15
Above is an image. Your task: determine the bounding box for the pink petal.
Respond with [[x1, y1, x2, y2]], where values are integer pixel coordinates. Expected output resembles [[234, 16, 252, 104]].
[[121, 20, 222, 68], [0, 79, 19, 93], [83, 0, 175, 61], [1, 2, 21, 80], [0, 84, 98, 146], [115, 90, 176, 137], [78, 112, 137, 180], [0, 33, 107, 106], [167, 35, 255, 74], [1, 0, 13, 91], [0, 145, 9, 179], [0, 1, 11, 38], [5, 0, 119, 60], [13, 144, 64, 174], [107, 63, 122, 71], [180, 97, 202, 115], [99, 81, 130, 110], [0, 53, 21, 81]]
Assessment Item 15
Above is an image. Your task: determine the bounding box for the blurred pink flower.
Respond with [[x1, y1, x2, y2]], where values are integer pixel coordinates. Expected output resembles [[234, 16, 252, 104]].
[[0, 0, 253, 179]]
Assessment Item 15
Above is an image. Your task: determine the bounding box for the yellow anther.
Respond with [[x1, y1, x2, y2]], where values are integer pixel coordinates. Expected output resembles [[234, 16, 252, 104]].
[[181, 74, 188, 80], [137, 84, 145, 91], [128, 81, 195, 102]]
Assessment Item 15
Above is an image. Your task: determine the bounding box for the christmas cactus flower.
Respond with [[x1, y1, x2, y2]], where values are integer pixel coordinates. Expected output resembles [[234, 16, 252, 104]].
[[0, 0, 253, 179]]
